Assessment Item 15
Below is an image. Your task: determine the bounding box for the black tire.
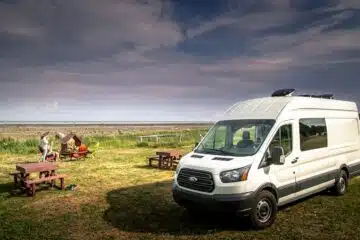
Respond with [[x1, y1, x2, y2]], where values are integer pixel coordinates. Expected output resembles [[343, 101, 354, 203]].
[[249, 190, 277, 229], [332, 169, 348, 196]]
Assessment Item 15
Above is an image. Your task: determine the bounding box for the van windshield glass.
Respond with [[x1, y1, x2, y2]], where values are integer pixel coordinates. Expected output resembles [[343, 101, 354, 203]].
[[194, 119, 275, 157]]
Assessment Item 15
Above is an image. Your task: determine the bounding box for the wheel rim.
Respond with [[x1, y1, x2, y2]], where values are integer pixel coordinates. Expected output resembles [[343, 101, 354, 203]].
[[256, 199, 272, 223], [339, 177, 346, 193]]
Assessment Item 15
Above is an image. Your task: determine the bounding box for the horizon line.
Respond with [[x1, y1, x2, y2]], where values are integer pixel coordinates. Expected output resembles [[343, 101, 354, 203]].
[[0, 120, 215, 125]]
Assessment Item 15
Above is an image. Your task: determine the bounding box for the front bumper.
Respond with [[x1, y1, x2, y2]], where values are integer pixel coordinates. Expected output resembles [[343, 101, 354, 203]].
[[172, 183, 254, 216]]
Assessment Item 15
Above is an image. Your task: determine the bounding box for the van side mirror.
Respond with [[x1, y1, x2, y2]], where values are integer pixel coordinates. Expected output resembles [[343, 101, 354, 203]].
[[271, 146, 285, 165], [194, 142, 199, 148]]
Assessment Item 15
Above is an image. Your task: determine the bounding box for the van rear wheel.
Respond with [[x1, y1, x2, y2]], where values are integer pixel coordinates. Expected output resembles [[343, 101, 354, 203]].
[[332, 169, 348, 196], [249, 190, 277, 229]]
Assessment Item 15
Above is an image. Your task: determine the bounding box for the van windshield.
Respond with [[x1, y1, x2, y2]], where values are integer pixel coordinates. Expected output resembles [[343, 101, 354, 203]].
[[194, 119, 275, 157]]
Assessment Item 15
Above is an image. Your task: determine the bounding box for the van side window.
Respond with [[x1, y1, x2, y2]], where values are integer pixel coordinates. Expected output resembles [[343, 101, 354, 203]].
[[269, 124, 293, 156], [299, 118, 327, 151]]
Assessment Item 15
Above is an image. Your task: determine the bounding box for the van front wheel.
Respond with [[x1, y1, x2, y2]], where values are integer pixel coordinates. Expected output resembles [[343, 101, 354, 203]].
[[249, 190, 277, 229]]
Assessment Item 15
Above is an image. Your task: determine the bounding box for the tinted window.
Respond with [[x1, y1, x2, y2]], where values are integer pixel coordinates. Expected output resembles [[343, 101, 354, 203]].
[[268, 124, 293, 156], [299, 118, 327, 151]]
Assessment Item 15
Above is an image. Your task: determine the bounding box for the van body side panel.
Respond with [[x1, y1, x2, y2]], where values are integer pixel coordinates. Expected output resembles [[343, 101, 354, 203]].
[[271, 108, 360, 202], [326, 117, 360, 177], [262, 119, 298, 204], [268, 110, 333, 200], [348, 118, 360, 177]]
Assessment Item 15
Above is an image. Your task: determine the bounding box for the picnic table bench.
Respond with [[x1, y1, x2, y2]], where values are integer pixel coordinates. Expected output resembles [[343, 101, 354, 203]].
[[59, 149, 93, 160], [9, 162, 66, 196], [148, 150, 182, 170]]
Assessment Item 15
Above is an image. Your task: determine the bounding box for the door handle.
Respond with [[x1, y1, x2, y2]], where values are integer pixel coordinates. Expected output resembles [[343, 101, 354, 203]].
[[291, 157, 299, 164]]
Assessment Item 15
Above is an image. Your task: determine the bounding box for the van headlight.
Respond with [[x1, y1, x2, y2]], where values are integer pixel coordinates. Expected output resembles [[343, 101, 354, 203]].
[[220, 165, 251, 183]]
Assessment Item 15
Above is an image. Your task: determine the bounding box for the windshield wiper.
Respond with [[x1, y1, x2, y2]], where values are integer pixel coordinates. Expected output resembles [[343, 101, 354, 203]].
[[202, 148, 234, 156], [195, 142, 234, 156]]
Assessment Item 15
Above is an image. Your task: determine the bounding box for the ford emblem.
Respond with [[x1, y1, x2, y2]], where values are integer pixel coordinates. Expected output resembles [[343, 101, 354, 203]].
[[189, 176, 198, 182]]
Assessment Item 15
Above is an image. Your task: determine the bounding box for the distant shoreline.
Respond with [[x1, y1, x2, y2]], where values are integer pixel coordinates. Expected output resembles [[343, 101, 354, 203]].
[[0, 121, 214, 127]]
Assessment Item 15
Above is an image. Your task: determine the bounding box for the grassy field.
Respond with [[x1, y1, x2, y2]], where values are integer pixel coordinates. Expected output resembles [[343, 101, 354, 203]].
[[1, 125, 360, 240]]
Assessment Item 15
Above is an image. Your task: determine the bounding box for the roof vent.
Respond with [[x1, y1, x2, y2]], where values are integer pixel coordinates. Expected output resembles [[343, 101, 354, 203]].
[[271, 88, 295, 97]]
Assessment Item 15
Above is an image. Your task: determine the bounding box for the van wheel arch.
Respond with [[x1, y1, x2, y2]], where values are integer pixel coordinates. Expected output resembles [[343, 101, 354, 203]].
[[255, 183, 279, 203], [339, 164, 349, 179]]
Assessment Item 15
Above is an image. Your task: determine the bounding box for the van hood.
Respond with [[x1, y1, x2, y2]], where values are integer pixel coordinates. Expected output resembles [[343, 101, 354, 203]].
[[178, 151, 254, 175]]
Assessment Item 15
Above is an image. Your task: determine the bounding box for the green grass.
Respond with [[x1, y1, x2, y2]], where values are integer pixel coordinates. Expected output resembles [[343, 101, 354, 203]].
[[1, 128, 360, 240], [0, 128, 209, 154]]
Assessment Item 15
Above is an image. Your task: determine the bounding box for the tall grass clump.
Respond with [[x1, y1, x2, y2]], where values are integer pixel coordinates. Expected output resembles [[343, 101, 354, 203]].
[[84, 134, 137, 149], [85, 128, 209, 149], [0, 137, 39, 154]]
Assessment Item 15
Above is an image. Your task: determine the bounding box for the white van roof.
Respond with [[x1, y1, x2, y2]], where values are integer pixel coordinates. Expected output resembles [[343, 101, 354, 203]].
[[222, 96, 358, 120]]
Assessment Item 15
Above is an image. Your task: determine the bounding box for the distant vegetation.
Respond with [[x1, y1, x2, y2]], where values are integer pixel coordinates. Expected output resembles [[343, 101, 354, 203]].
[[0, 138, 39, 155], [0, 128, 209, 155]]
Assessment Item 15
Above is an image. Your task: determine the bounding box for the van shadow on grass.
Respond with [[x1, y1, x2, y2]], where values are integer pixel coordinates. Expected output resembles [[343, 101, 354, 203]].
[[103, 180, 252, 235], [103, 180, 339, 235]]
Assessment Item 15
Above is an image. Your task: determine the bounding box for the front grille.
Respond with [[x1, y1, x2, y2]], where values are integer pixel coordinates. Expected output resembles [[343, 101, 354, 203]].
[[177, 168, 215, 193]]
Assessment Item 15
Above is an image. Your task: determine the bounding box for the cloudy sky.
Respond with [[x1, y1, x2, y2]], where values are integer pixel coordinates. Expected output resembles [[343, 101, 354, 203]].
[[1, 0, 360, 122]]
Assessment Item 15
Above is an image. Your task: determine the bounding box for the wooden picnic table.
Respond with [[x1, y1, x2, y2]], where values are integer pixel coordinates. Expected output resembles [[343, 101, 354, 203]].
[[16, 162, 57, 174], [148, 150, 182, 169], [10, 162, 66, 196]]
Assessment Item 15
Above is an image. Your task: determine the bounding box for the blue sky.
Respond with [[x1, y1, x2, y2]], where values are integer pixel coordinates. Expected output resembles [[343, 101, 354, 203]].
[[0, 0, 360, 121]]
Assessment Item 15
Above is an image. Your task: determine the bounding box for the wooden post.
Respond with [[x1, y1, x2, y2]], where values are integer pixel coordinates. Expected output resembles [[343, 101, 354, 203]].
[[13, 174, 18, 184], [158, 155, 161, 168], [31, 183, 36, 197], [60, 178, 64, 189]]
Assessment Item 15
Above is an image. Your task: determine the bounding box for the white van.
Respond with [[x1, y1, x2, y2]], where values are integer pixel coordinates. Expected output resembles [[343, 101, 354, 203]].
[[172, 89, 360, 229]]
